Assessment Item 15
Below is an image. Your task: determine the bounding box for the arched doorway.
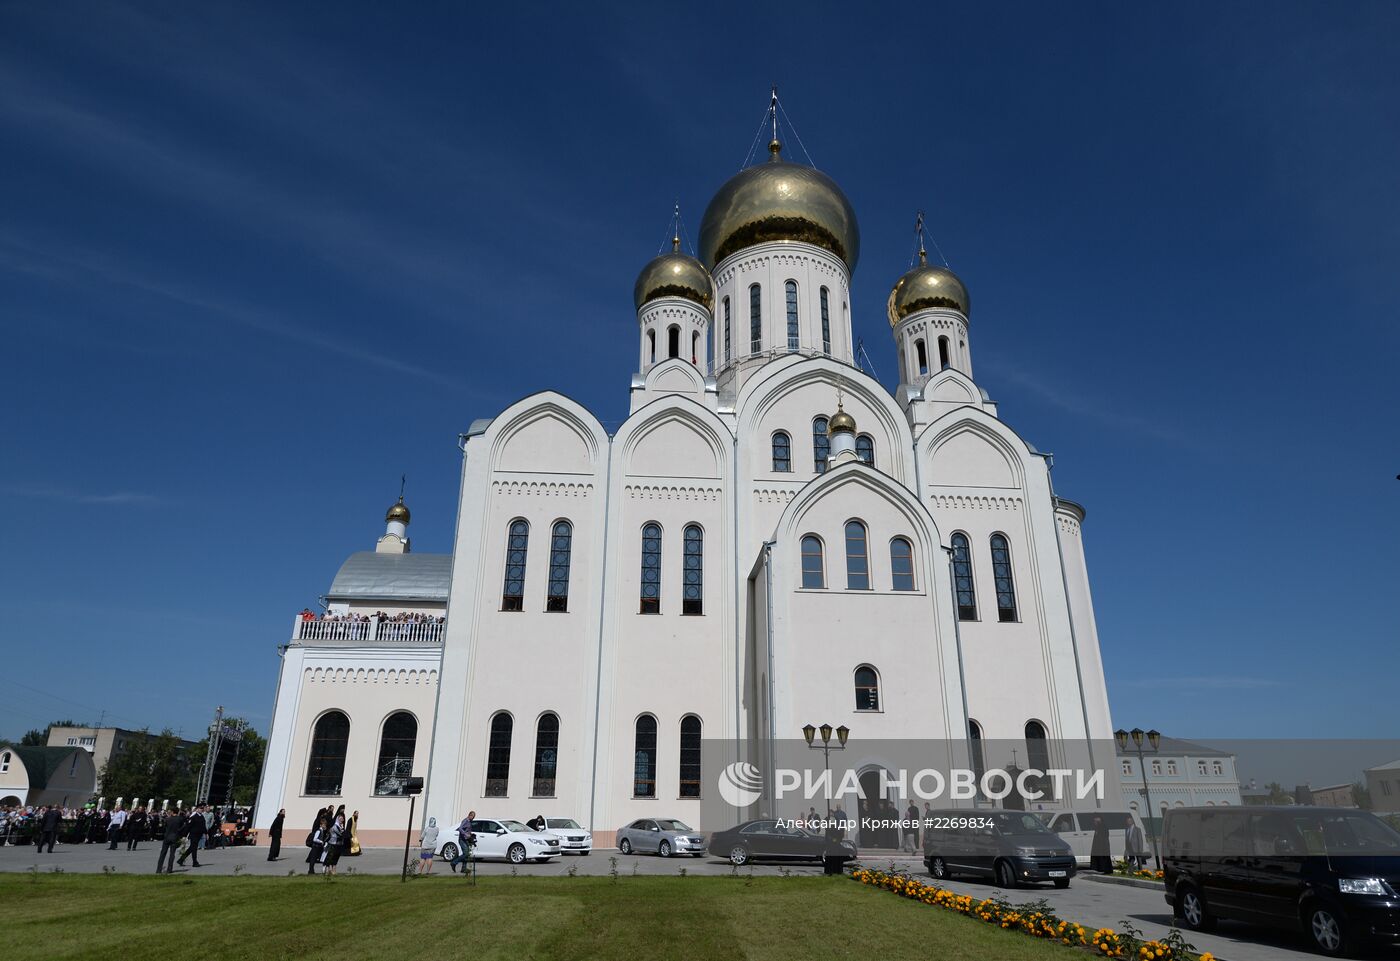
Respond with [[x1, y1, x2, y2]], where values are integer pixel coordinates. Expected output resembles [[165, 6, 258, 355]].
[[856, 768, 900, 849]]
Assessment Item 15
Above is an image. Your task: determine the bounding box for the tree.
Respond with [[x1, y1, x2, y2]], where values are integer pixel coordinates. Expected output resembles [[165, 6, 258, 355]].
[[1264, 782, 1294, 805], [1352, 781, 1372, 811], [98, 728, 196, 804], [18, 719, 81, 746]]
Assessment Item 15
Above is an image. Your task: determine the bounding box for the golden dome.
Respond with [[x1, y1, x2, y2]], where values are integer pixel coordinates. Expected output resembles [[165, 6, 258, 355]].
[[633, 239, 714, 311], [887, 253, 970, 325], [698, 140, 860, 272], [828, 409, 857, 435], [385, 498, 410, 524]]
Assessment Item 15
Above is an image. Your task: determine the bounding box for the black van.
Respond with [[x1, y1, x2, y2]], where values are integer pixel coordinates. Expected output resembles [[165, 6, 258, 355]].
[[923, 809, 1077, 888], [1162, 806, 1400, 956]]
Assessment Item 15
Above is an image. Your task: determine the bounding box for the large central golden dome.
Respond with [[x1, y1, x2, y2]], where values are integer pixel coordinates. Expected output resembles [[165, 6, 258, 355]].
[[698, 141, 860, 272]]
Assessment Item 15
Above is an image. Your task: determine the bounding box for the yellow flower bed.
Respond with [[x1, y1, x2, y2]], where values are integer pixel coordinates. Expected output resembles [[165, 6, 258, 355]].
[[850, 868, 1213, 961]]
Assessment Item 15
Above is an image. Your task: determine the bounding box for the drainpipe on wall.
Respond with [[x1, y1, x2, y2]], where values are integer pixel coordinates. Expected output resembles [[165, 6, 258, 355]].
[[587, 432, 616, 832], [761, 539, 777, 809]]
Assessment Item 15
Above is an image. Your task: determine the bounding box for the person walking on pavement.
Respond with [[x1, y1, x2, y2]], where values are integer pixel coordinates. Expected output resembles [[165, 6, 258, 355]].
[[267, 809, 285, 861], [448, 810, 476, 874], [126, 806, 148, 851], [107, 805, 127, 850], [37, 805, 61, 854], [418, 818, 439, 875], [177, 805, 207, 868], [1090, 815, 1113, 874], [306, 814, 328, 874], [156, 807, 187, 874], [903, 801, 921, 854], [1124, 818, 1148, 869]]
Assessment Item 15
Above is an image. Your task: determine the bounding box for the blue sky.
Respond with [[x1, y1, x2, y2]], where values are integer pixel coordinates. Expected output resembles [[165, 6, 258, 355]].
[[2, 1, 1397, 746]]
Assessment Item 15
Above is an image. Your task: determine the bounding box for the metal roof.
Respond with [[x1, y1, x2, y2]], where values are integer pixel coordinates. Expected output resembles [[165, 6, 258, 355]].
[[1113, 735, 1233, 758], [326, 551, 452, 602]]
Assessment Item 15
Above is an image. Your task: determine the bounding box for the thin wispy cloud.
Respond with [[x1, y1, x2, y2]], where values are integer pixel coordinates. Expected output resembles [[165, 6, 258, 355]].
[[1117, 676, 1284, 691], [0, 484, 160, 507]]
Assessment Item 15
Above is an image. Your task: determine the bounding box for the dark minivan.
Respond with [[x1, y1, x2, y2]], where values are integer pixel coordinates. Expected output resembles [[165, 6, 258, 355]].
[[923, 809, 1077, 888], [1163, 806, 1400, 956]]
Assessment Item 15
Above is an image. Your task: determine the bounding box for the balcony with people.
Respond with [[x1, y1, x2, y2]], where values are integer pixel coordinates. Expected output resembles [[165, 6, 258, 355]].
[[291, 610, 445, 645]]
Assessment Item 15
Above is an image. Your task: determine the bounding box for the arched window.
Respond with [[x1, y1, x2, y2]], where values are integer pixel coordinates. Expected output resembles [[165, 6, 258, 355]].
[[890, 537, 915, 591], [639, 523, 662, 614], [785, 280, 799, 351], [546, 521, 572, 612], [723, 296, 731, 362], [485, 712, 513, 797], [813, 417, 830, 473], [749, 283, 762, 353], [819, 286, 831, 354], [990, 534, 1018, 622], [950, 532, 977, 620], [533, 713, 559, 797], [771, 431, 791, 472], [374, 711, 417, 795], [633, 714, 657, 797], [800, 535, 825, 589], [304, 711, 350, 796], [682, 524, 703, 615], [1, 751, 10, 774], [845, 520, 870, 590], [856, 433, 874, 467], [938, 336, 951, 370], [667, 325, 680, 359], [968, 720, 986, 782], [501, 519, 529, 611], [915, 338, 928, 376], [1025, 720, 1050, 771], [648, 329, 656, 364], [854, 665, 880, 711], [692, 330, 701, 366], [679, 715, 702, 798]]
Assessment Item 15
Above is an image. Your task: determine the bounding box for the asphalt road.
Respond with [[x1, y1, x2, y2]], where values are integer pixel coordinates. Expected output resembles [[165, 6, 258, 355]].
[[4, 843, 1397, 961]]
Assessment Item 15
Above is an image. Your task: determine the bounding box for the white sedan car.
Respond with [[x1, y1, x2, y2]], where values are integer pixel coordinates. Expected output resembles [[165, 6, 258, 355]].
[[435, 818, 562, 864], [539, 817, 592, 855]]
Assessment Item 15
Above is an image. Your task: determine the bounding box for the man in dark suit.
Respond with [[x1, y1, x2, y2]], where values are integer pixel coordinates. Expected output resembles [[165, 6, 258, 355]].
[[156, 807, 187, 874], [37, 806, 61, 853], [267, 809, 285, 861], [178, 805, 207, 867]]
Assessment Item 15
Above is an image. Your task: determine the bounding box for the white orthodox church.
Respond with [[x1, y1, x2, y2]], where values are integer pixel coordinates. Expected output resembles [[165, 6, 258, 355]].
[[255, 126, 1117, 847]]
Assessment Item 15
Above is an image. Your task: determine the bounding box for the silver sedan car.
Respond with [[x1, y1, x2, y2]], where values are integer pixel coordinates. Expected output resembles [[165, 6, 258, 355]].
[[615, 818, 706, 857]]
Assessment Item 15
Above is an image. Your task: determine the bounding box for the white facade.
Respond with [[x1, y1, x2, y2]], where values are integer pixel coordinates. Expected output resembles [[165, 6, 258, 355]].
[[1117, 737, 1243, 828], [257, 140, 1119, 846]]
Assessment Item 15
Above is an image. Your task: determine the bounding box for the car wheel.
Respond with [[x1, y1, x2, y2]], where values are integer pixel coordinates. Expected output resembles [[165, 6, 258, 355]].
[[1054, 878, 1070, 889], [619, 838, 632, 855], [659, 840, 671, 857], [729, 844, 749, 866], [1306, 903, 1347, 957], [995, 860, 1019, 889], [928, 856, 949, 881], [507, 843, 526, 864], [441, 842, 458, 862], [1176, 885, 1216, 932], [692, 852, 704, 858]]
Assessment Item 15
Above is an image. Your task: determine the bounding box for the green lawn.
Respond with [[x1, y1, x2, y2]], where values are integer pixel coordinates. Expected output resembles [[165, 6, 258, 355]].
[[4, 873, 1075, 961]]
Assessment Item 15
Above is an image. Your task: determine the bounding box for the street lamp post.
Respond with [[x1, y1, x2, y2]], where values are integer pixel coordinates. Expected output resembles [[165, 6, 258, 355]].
[[802, 723, 850, 817], [1114, 728, 1162, 870]]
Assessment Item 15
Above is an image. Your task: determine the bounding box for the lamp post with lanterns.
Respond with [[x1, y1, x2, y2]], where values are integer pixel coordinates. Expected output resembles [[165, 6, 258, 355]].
[[802, 723, 849, 817], [1114, 727, 1162, 870]]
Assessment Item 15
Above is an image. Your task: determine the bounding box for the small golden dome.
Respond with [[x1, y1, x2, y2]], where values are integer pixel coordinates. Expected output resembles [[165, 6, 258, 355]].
[[633, 242, 714, 311], [698, 141, 860, 272], [828, 410, 857, 435], [887, 255, 970, 325], [385, 498, 410, 524]]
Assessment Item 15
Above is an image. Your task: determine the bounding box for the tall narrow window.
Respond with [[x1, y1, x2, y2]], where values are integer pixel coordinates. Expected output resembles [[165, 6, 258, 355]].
[[785, 280, 799, 351], [304, 711, 350, 795], [501, 519, 529, 611], [749, 283, 762, 352], [845, 520, 870, 590], [951, 532, 977, 620], [990, 533, 1018, 622], [682, 524, 703, 615], [771, 431, 791, 472], [938, 336, 951, 369], [639, 523, 662, 614], [820, 287, 831, 354], [485, 712, 513, 797], [648, 329, 656, 364], [633, 715, 657, 797], [679, 715, 701, 798], [692, 330, 700, 365], [546, 521, 572, 612], [533, 713, 559, 797], [1025, 721, 1050, 774], [856, 434, 874, 467], [916, 339, 928, 376], [800, 535, 825, 588], [723, 296, 731, 363], [374, 711, 417, 795], [969, 720, 986, 783], [813, 417, 830, 473], [890, 537, 915, 591], [854, 665, 880, 711], [667, 325, 680, 359]]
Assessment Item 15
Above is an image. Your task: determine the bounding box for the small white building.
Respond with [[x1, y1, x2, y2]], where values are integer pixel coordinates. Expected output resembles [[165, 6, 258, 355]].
[[1117, 736, 1242, 831], [0, 743, 98, 808], [1365, 760, 1400, 815]]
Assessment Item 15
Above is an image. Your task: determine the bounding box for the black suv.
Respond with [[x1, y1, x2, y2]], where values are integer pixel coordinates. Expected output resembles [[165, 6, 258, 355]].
[[922, 809, 1077, 888], [1163, 806, 1400, 956]]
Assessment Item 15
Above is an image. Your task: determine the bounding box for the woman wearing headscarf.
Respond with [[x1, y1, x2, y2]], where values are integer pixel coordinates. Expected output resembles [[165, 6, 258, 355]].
[[306, 814, 328, 874], [418, 817, 440, 875], [322, 812, 346, 875]]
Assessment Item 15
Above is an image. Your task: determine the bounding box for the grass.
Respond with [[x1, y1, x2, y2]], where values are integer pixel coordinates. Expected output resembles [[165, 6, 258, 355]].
[[3, 872, 1075, 961]]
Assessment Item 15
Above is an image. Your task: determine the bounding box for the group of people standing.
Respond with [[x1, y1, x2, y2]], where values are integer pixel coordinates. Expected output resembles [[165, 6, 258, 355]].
[[305, 804, 361, 874]]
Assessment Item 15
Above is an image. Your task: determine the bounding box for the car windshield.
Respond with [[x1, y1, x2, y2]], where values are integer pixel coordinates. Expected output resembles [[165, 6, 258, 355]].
[[500, 820, 531, 833], [656, 820, 692, 832], [993, 813, 1053, 836], [1288, 812, 1400, 855], [547, 819, 581, 829]]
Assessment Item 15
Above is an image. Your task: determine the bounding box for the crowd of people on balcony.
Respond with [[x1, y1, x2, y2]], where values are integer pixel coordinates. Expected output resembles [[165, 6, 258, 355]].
[[296, 609, 445, 640]]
